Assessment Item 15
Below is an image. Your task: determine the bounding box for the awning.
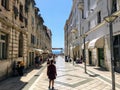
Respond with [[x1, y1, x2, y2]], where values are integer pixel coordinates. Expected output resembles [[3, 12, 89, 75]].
[[42, 50, 50, 54], [81, 41, 89, 49], [34, 49, 43, 54], [88, 37, 104, 49]]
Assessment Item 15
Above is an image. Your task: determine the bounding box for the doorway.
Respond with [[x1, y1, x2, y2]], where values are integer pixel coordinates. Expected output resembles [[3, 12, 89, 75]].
[[89, 50, 92, 65], [98, 48, 104, 68]]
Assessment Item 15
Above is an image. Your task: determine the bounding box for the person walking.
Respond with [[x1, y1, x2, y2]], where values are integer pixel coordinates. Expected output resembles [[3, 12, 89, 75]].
[[80, 55, 83, 63], [47, 58, 50, 66], [16, 61, 25, 76], [34, 54, 40, 68], [53, 54, 56, 64], [47, 60, 57, 90], [39, 55, 43, 66]]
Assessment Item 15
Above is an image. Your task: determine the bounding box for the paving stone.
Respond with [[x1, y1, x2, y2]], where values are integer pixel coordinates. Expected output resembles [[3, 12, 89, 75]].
[[0, 56, 120, 90]]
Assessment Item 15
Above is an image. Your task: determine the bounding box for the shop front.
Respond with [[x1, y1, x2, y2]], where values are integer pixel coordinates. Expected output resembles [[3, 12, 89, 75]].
[[113, 35, 120, 73], [88, 37, 105, 67]]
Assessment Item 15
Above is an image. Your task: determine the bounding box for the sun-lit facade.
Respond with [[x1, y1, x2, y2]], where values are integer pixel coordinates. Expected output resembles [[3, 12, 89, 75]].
[[65, 0, 120, 72], [64, 0, 84, 60]]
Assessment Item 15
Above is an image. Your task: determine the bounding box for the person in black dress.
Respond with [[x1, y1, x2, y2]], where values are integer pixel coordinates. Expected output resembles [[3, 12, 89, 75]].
[[35, 54, 40, 68], [47, 60, 57, 90]]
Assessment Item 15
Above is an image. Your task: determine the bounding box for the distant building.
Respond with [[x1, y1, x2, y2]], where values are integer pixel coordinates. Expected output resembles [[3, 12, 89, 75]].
[[64, 0, 84, 59]]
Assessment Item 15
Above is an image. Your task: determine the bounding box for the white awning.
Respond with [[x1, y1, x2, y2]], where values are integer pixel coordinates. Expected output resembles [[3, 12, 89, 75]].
[[34, 49, 43, 54], [81, 41, 89, 49], [35, 49, 43, 52], [42, 50, 50, 54], [88, 37, 104, 49]]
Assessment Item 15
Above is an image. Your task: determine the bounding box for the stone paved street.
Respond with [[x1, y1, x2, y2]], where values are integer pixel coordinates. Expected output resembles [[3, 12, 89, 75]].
[[22, 56, 120, 90], [0, 56, 120, 90]]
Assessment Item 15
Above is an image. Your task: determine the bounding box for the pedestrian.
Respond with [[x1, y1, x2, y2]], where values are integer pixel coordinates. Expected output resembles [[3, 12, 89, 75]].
[[47, 60, 57, 90], [47, 58, 50, 66], [39, 56, 43, 65], [19, 61, 25, 76], [80, 55, 83, 63], [16, 61, 24, 76], [53, 54, 56, 64], [35, 54, 40, 68]]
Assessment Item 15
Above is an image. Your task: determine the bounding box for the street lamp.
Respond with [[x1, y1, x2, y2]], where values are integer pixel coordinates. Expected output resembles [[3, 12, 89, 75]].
[[81, 34, 87, 73], [104, 15, 118, 90], [104, 15, 118, 23]]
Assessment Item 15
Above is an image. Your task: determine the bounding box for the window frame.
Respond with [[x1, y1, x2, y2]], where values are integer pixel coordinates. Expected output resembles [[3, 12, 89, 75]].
[[0, 32, 8, 60], [97, 11, 101, 24], [1, 0, 10, 11], [18, 33, 23, 57]]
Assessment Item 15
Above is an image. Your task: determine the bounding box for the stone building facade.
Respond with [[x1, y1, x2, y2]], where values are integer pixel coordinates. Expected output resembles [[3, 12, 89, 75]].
[[64, 0, 84, 60], [0, 0, 52, 80], [64, 0, 120, 72], [82, 0, 120, 72]]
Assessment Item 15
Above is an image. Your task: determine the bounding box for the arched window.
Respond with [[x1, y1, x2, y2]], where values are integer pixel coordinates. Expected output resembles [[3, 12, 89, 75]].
[[18, 32, 23, 57]]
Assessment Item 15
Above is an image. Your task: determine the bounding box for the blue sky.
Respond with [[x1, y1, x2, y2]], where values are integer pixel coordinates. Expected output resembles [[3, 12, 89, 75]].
[[35, 0, 72, 49]]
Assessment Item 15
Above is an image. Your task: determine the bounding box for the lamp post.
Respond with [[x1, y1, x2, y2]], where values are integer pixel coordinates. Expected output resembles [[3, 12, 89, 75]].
[[104, 13, 118, 90], [104, 0, 119, 89], [81, 34, 87, 73]]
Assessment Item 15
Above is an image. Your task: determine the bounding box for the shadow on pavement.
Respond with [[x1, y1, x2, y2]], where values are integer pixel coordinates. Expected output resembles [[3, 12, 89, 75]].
[[0, 76, 27, 90], [23, 65, 42, 76], [86, 72, 100, 77], [0, 65, 43, 90], [34, 65, 43, 69], [48, 88, 58, 90], [88, 73, 100, 77], [94, 67, 108, 71]]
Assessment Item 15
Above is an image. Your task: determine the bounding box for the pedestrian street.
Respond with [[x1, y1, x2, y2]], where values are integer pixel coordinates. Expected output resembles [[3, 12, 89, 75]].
[[23, 56, 119, 90]]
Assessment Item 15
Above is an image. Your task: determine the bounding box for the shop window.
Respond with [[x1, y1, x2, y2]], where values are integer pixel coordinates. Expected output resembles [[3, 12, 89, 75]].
[[0, 32, 8, 59], [113, 35, 120, 70], [18, 33, 23, 57], [114, 47, 119, 61], [113, 35, 119, 45]]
